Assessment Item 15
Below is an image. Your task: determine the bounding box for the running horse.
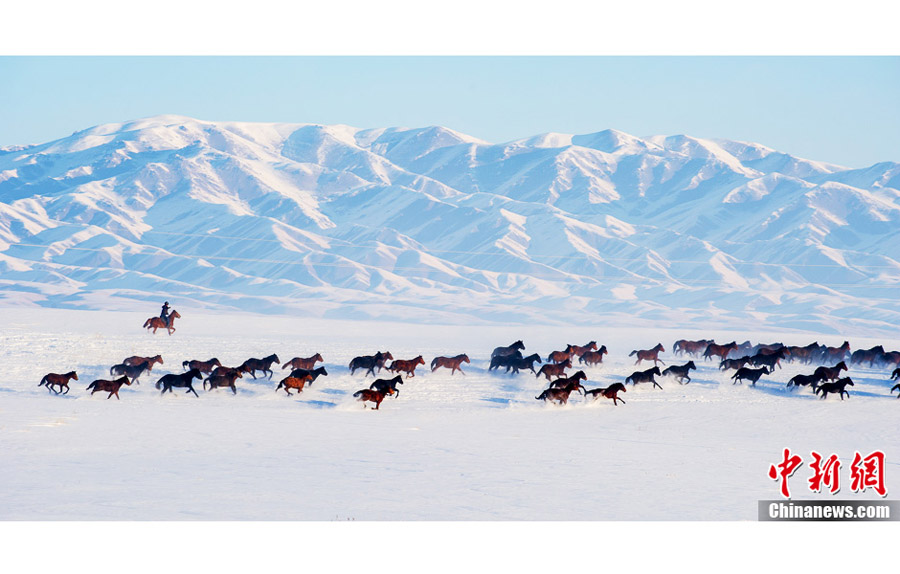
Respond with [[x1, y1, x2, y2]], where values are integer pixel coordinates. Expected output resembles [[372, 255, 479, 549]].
[[567, 341, 597, 359], [673, 339, 713, 358], [156, 368, 203, 397], [491, 340, 525, 359], [430, 354, 470, 375], [703, 341, 738, 362], [38, 371, 78, 394], [282, 353, 324, 371], [578, 346, 608, 367], [629, 343, 665, 366], [584, 382, 627, 405], [387, 356, 426, 378], [143, 310, 181, 335], [86, 376, 132, 400]]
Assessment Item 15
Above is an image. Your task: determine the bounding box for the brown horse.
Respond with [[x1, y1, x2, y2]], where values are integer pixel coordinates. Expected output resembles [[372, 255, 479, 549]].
[[813, 361, 847, 383], [123, 355, 164, 369], [629, 343, 665, 366], [353, 388, 390, 410], [850, 345, 884, 367], [205, 369, 244, 394], [536, 358, 571, 381], [625, 366, 663, 389], [719, 357, 751, 371], [182, 358, 222, 374], [430, 354, 470, 375], [143, 310, 181, 335], [547, 347, 574, 364], [388, 356, 425, 378], [567, 341, 597, 358], [535, 380, 583, 405], [548, 370, 587, 394], [38, 371, 78, 394], [703, 341, 737, 362], [584, 382, 627, 405], [578, 346, 608, 366], [822, 341, 851, 364], [208, 366, 244, 379], [238, 354, 280, 379], [86, 376, 132, 399], [282, 353, 324, 371], [673, 339, 713, 357], [275, 374, 313, 396]]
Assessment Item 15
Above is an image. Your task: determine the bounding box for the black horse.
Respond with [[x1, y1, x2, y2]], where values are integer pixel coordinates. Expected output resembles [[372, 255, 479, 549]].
[[109, 362, 151, 384], [786, 373, 824, 392], [157, 368, 203, 397], [731, 366, 770, 386], [661, 361, 696, 384], [288, 366, 329, 386], [506, 353, 543, 375], [349, 351, 391, 377], [238, 354, 280, 380], [488, 351, 522, 371], [625, 366, 662, 389], [491, 340, 525, 359], [369, 375, 404, 398], [815, 377, 854, 400]]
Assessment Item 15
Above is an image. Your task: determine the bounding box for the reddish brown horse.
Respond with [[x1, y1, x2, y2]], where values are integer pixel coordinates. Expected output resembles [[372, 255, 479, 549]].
[[703, 341, 737, 362], [275, 374, 313, 396], [143, 310, 181, 335], [567, 341, 597, 358], [850, 345, 884, 367], [822, 341, 850, 364], [536, 358, 571, 381], [584, 382, 627, 405], [282, 353, 324, 371], [86, 376, 132, 399], [388, 356, 425, 378], [629, 343, 665, 366], [39, 371, 78, 394], [353, 388, 391, 409], [578, 346, 608, 366], [182, 358, 222, 374], [547, 347, 574, 364], [205, 369, 244, 394], [123, 355, 164, 369], [813, 361, 847, 383], [430, 354, 470, 375]]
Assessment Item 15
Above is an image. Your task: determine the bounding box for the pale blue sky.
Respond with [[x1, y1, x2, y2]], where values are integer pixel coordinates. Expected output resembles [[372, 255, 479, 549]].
[[1, 57, 897, 167]]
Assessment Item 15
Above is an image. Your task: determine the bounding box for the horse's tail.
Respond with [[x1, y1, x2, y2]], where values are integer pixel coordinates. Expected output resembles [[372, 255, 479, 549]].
[[86, 381, 96, 391], [628, 350, 637, 357], [143, 318, 151, 328], [182, 360, 190, 369], [38, 375, 48, 387], [353, 390, 363, 398], [430, 357, 439, 369], [891, 383, 900, 394]]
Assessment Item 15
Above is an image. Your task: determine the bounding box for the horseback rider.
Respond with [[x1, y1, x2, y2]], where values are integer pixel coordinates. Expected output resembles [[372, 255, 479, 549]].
[[160, 301, 170, 327]]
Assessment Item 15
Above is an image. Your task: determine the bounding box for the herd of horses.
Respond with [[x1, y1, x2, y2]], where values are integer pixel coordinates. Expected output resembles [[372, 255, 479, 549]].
[[34, 336, 900, 407]]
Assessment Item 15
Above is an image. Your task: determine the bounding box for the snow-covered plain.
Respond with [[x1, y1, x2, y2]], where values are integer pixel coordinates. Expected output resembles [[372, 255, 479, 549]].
[[2, 308, 898, 520]]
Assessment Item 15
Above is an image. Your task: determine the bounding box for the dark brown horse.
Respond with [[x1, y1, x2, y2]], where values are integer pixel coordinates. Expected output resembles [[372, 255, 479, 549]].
[[123, 355, 164, 370], [629, 343, 665, 366], [567, 341, 597, 358], [850, 345, 884, 367], [673, 339, 713, 357], [536, 358, 571, 381], [275, 374, 313, 396], [719, 357, 751, 371], [109, 362, 150, 384], [731, 366, 770, 386], [38, 371, 78, 394], [388, 356, 425, 378], [491, 340, 524, 359], [430, 354, 470, 375], [661, 361, 696, 384], [535, 380, 583, 405], [143, 310, 181, 335], [208, 366, 244, 379], [578, 346, 608, 366], [239, 354, 280, 380], [504, 353, 543, 375], [183, 358, 222, 374], [822, 341, 851, 364], [813, 361, 847, 383], [815, 377, 854, 400], [353, 388, 390, 409], [86, 376, 132, 399], [369, 375, 404, 398], [205, 369, 243, 394], [156, 369, 202, 397], [703, 341, 737, 362], [288, 366, 328, 386], [748, 348, 788, 371], [282, 353, 324, 371], [548, 370, 587, 394], [786, 373, 824, 392], [625, 366, 663, 389], [584, 382, 627, 405]]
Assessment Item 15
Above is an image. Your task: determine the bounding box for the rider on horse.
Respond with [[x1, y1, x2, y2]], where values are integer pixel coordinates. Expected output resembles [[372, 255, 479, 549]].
[[160, 301, 170, 327]]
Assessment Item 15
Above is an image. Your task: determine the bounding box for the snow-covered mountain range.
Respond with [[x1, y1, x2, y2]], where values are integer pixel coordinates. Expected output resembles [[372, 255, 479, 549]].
[[1, 115, 898, 333]]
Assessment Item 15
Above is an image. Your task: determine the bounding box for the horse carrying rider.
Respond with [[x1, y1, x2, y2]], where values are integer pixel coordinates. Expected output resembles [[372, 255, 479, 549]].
[[160, 301, 170, 327]]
